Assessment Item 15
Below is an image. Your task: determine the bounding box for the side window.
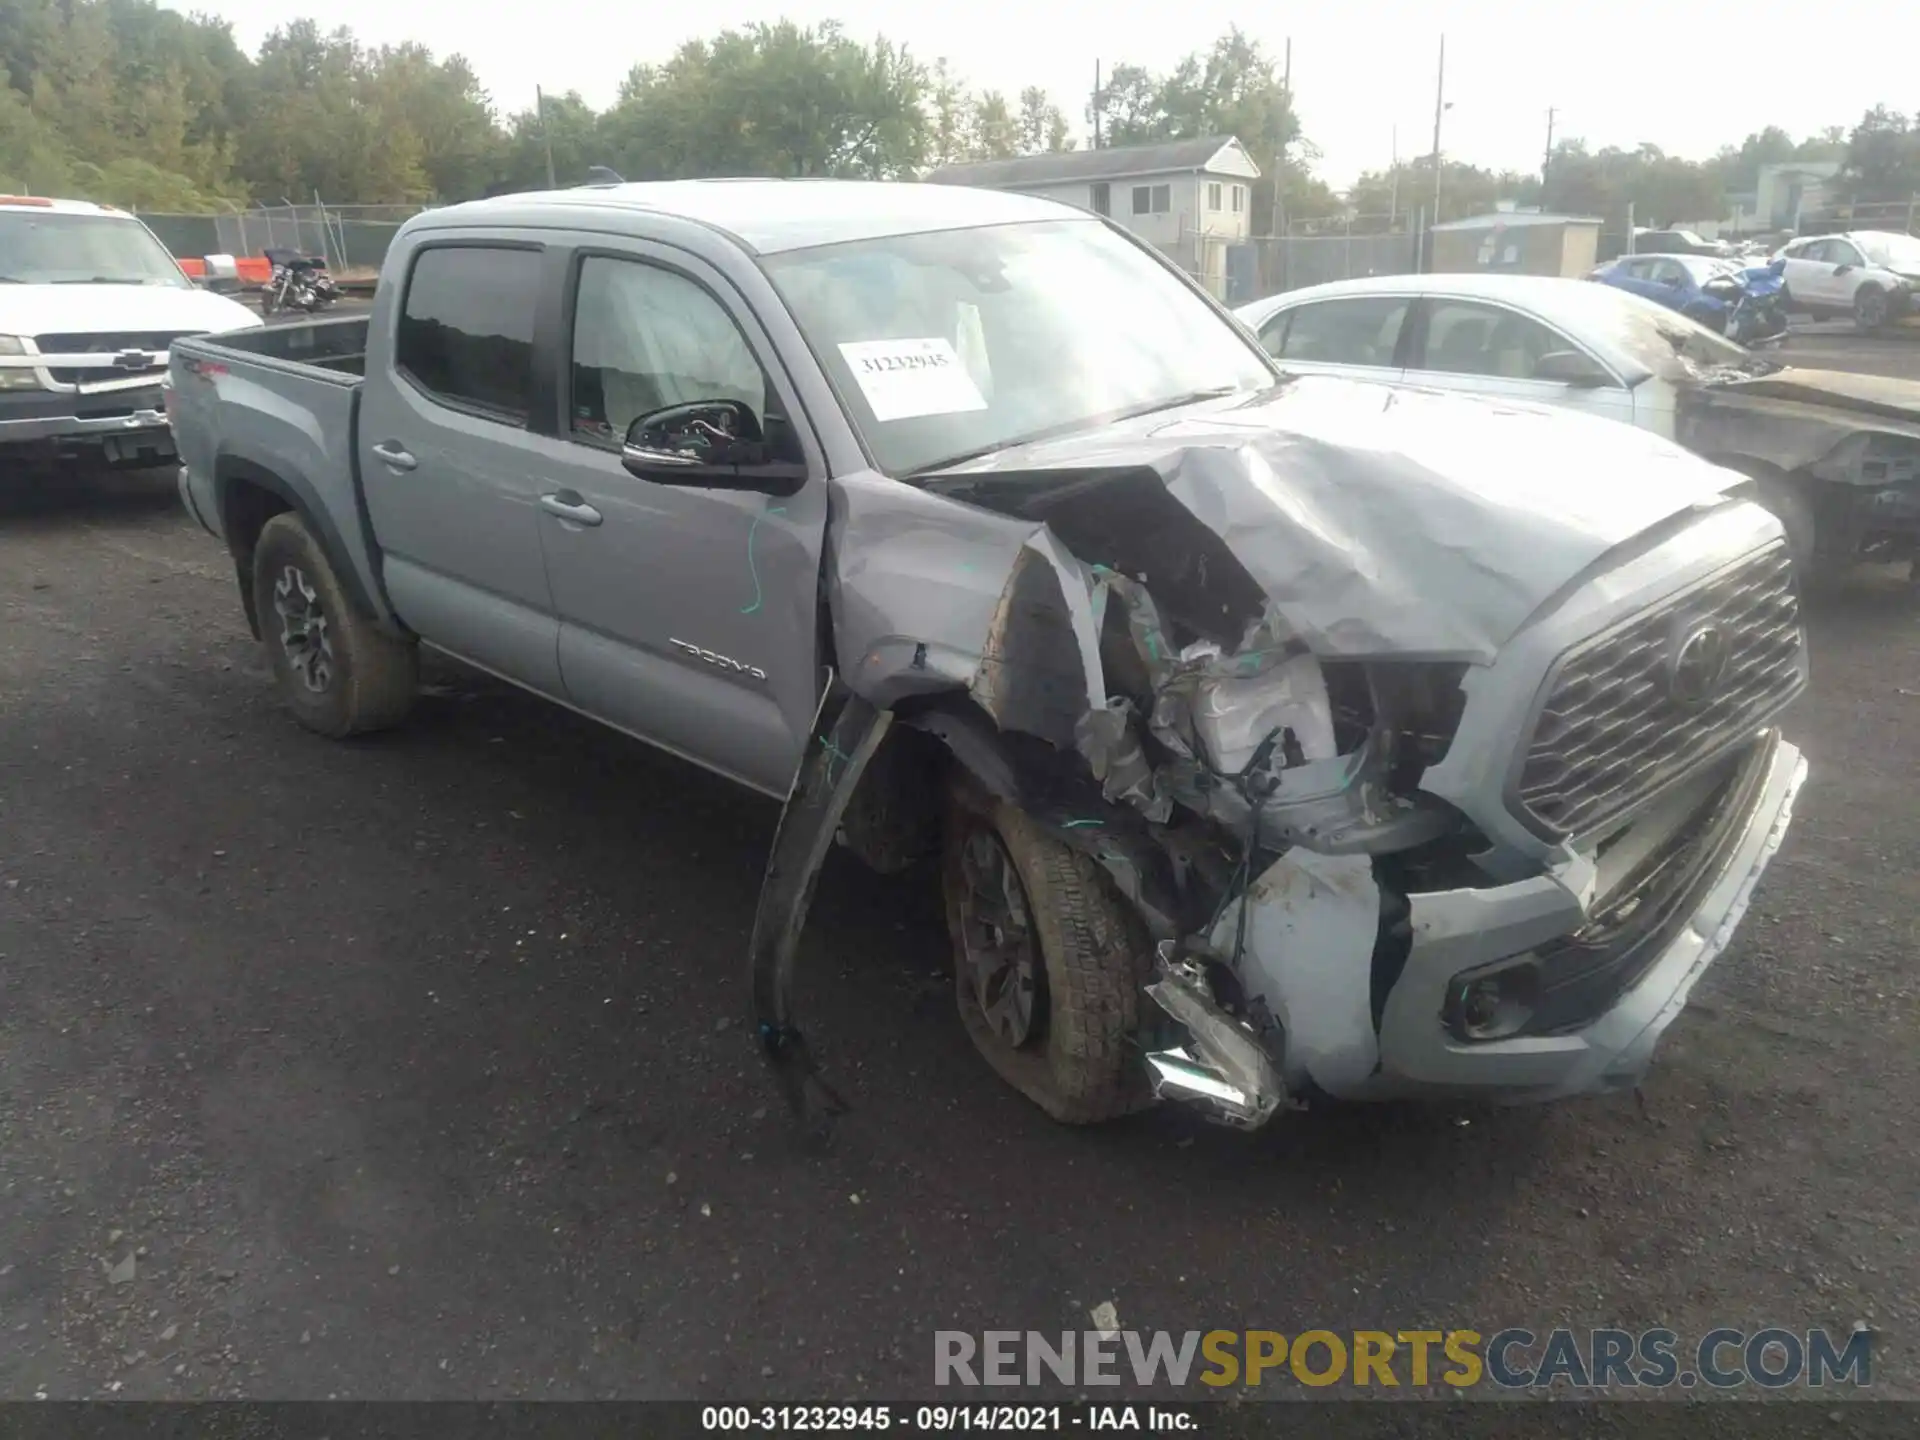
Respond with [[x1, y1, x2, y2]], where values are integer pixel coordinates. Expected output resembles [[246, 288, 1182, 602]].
[[1649, 259, 1688, 287], [1802, 240, 1834, 264], [1419, 300, 1574, 381], [394, 246, 540, 422], [1830, 240, 1864, 267], [568, 256, 770, 445], [1266, 296, 1409, 367]]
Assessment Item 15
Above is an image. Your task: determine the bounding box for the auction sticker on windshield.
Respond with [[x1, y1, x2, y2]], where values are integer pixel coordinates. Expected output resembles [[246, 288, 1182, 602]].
[[838, 338, 988, 422]]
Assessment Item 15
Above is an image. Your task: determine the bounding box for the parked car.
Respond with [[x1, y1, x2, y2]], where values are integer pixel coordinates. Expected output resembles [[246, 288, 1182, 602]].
[[1773, 230, 1920, 329], [1235, 274, 1920, 581], [0, 194, 259, 474], [1587, 252, 1788, 344], [1630, 228, 1734, 258], [169, 180, 1808, 1134]]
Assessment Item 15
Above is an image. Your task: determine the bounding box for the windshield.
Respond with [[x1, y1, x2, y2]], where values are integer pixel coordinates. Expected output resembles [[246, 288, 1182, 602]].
[[760, 219, 1277, 476], [0, 211, 189, 287], [1861, 232, 1920, 271], [1584, 284, 1774, 378]]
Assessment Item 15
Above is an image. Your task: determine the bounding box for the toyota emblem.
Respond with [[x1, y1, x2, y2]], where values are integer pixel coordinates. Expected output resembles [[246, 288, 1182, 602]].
[[1667, 623, 1732, 707]]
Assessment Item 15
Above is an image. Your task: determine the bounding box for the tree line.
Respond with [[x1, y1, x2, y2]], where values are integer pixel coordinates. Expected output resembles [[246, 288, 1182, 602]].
[[1, 0, 1915, 230]]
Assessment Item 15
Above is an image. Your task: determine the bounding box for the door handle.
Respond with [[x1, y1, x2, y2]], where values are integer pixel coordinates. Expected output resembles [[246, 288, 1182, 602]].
[[371, 441, 417, 472], [539, 492, 603, 527]]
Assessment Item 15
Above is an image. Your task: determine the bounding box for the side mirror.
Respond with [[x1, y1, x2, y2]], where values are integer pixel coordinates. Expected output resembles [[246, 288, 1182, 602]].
[[1533, 350, 1612, 389], [621, 399, 806, 495]]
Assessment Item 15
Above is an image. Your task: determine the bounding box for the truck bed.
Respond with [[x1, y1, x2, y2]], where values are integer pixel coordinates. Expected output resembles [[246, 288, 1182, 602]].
[[192, 314, 369, 376], [170, 314, 388, 625]]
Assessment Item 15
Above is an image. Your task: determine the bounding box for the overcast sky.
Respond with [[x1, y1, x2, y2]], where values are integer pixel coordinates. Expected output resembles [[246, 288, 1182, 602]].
[[165, 0, 1901, 188]]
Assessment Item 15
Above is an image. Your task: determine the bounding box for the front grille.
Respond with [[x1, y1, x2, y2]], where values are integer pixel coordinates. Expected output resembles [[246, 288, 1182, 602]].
[[1513, 543, 1804, 836], [34, 331, 194, 386]]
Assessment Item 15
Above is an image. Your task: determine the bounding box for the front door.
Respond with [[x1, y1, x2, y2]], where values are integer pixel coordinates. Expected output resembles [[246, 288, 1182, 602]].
[[527, 243, 829, 797], [1400, 296, 1637, 430], [355, 239, 563, 692]]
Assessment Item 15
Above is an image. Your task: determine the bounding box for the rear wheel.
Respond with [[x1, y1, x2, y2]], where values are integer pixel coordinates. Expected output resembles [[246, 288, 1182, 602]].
[[943, 779, 1155, 1124], [251, 512, 417, 738]]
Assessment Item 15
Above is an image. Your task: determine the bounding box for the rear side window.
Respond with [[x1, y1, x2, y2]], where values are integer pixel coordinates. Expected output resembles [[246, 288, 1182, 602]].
[[395, 246, 540, 422], [1261, 296, 1410, 368]]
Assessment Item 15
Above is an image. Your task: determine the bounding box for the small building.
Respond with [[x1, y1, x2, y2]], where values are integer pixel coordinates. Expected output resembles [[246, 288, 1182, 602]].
[[923, 136, 1262, 298], [1428, 211, 1603, 279]]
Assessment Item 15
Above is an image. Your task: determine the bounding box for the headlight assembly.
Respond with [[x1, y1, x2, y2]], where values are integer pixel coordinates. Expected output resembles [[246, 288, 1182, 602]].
[[0, 334, 44, 391]]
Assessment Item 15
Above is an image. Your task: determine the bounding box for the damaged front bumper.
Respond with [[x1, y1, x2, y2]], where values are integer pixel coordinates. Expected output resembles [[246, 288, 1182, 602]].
[[1152, 731, 1805, 1118]]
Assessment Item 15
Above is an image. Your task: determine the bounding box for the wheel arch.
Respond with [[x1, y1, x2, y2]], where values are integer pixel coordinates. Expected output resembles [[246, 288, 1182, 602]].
[[213, 454, 398, 641]]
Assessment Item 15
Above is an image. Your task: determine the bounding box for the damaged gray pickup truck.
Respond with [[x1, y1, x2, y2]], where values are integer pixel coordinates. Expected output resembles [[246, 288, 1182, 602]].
[[168, 180, 1810, 1134]]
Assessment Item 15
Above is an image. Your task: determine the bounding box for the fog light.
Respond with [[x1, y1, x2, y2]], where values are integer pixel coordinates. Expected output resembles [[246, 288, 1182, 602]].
[[1444, 959, 1539, 1042]]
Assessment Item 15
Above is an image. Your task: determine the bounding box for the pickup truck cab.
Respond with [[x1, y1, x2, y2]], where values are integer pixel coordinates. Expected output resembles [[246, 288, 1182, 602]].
[[0, 195, 259, 472], [170, 180, 1808, 1134]]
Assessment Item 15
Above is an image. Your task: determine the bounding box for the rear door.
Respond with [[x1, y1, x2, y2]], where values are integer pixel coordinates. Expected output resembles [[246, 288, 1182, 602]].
[[1399, 295, 1637, 428], [521, 236, 830, 798], [355, 237, 563, 693], [1252, 294, 1413, 386]]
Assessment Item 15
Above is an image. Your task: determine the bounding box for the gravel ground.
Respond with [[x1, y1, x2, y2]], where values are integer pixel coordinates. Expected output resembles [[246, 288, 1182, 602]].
[[1, 333, 1917, 1404]]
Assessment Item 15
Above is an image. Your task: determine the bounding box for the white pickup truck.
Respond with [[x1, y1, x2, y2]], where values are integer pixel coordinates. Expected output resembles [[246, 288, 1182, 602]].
[[167, 179, 1809, 1134], [0, 195, 258, 473]]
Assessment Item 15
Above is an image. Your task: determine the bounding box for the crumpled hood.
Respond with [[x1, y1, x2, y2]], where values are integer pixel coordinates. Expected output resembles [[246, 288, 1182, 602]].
[[1702, 365, 1920, 427], [923, 375, 1743, 661], [0, 283, 260, 340]]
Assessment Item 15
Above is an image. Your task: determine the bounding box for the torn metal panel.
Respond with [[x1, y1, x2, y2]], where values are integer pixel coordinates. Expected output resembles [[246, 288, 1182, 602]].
[[824, 471, 1041, 706], [1678, 368, 1920, 481], [748, 685, 894, 1138], [1208, 848, 1384, 1097], [967, 528, 1107, 748], [921, 375, 1738, 661]]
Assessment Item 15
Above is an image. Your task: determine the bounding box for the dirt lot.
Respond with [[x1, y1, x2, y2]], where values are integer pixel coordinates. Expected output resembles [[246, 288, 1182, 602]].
[[1, 332, 1918, 1403]]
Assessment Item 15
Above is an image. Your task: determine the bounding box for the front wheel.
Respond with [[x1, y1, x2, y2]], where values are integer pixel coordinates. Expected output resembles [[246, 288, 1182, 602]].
[[1855, 285, 1889, 331], [942, 780, 1156, 1124], [251, 512, 418, 738]]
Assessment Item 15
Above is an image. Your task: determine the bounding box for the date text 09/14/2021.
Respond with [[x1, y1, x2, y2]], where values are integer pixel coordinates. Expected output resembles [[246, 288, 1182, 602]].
[[701, 1406, 1193, 1432]]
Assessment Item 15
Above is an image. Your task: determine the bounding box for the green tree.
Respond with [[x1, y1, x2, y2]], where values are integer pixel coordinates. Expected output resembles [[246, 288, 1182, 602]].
[[1016, 87, 1072, 155], [1089, 30, 1297, 233], [1839, 106, 1919, 202], [603, 21, 927, 181]]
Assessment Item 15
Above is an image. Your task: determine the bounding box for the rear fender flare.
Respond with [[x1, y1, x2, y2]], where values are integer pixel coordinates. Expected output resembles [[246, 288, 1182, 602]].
[[212, 454, 405, 639]]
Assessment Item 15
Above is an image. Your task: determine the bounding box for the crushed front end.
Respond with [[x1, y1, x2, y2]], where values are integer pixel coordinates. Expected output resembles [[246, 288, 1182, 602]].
[[750, 381, 1810, 1133]]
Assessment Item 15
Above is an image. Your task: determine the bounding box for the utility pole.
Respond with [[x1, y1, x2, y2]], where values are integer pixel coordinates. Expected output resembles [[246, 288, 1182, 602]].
[[1543, 107, 1556, 206], [1429, 37, 1446, 241], [1272, 37, 1291, 239], [1092, 61, 1102, 149], [1389, 124, 1398, 228], [536, 85, 557, 190]]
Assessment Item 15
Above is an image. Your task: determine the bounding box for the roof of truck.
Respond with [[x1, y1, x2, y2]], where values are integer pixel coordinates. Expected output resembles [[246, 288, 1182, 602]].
[[412, 178, 1087, 255], [0, 195, 138, 216]]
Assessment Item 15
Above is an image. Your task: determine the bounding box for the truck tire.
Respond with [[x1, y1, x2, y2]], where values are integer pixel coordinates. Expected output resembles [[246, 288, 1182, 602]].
[[251, 511, 417, 738], [942, 778, 1155, 1124]]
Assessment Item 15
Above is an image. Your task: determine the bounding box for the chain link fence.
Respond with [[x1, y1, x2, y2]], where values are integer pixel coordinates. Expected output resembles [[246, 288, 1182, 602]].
[[138, 203, 424, 276]]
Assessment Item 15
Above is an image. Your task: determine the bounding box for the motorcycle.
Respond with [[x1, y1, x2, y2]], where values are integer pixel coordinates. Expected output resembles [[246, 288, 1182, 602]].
[[1695, 257, 1789, 347], [260, 248, 340, 315]]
